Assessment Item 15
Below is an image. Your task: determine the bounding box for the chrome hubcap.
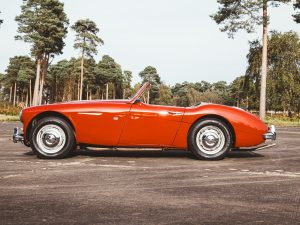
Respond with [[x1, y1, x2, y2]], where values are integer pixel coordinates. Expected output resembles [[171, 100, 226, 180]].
[[36, 125, 66, 154], [196, 126, 225, 155]]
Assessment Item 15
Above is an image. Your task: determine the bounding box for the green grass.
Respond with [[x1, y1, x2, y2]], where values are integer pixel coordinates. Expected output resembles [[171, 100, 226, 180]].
[[264, 116, 300, 126], [0, 114, 19, 122]]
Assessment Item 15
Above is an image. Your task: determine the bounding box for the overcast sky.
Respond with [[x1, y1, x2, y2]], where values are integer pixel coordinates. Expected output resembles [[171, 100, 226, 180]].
[[0, 0, 299, 85]]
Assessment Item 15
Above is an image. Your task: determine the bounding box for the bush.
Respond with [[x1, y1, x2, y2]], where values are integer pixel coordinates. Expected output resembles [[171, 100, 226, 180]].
[[0, 103, 22, 116]]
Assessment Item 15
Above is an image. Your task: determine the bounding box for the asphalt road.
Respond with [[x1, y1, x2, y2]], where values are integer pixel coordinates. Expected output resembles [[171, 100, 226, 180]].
[[0, 122, 299, 225]]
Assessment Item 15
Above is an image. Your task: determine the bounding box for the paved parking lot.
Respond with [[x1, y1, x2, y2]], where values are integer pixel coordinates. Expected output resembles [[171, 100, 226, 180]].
[[0, 122, 299, 225]]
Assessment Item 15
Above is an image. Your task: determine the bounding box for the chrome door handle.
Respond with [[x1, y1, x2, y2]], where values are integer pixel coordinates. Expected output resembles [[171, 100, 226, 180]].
[[168, 111, 182, 115]]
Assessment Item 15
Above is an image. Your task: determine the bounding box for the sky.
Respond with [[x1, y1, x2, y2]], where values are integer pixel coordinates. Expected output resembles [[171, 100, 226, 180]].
[[0, 0, 299, 85]]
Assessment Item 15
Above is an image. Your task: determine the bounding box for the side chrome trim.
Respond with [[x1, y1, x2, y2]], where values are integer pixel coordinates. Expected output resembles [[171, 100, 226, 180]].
[[77, 112, 103, 116]]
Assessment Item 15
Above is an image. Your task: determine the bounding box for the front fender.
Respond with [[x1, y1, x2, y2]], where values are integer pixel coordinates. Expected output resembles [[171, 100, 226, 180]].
[[182, 105, 268, 148]]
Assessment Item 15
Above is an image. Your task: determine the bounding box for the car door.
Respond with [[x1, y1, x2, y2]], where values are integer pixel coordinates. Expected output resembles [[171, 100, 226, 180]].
[[72, 101, 131, 146], [118, 101, 185, 147]]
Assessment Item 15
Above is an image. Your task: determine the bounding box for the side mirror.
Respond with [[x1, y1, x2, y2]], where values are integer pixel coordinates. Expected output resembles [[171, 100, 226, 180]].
[[134, 99, 141, 104]]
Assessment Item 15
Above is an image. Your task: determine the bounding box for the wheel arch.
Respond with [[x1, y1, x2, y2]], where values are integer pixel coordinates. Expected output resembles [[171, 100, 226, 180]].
[[26, 111, 76, 141], [188, 114, 236, 147]]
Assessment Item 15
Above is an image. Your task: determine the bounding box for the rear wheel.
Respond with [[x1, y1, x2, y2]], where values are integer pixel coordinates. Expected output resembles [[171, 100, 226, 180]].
[[188, 118, 232, 160], [30, 117, 75, 159]]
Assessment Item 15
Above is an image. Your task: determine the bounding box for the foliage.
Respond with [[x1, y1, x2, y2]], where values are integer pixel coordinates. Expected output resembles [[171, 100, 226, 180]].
[[1, 56, 35, 104], [154, 83, 175, 105], [15, 0, 69, 105], [71, 19, 103, 100], [211, 0, 291, 38], [245, 31, 300, 113], [0, 103, 22, 116], [72, 19, 104, 57], [293, 0, 300, 23], [97, 55, 123, 99], [15, 0, 69, 57], [139, 66, 161, 103]]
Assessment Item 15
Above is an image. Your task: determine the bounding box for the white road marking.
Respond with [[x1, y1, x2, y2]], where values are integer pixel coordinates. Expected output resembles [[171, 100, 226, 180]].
[[240, 171, 300, 178]]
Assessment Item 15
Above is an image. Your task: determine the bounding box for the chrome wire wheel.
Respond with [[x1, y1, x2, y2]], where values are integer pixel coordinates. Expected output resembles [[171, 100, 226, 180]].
[[36, 124, 66, 154], [195, 125, 226, 155]]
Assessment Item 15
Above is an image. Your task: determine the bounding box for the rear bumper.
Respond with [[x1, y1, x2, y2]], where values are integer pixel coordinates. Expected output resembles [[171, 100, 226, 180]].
[[263, 125, 276, 140], [13, 127, 24, 143]]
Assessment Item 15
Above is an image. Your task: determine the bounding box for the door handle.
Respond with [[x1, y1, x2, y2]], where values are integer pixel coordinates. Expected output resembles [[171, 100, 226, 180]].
[[168, 111, 182, 115]]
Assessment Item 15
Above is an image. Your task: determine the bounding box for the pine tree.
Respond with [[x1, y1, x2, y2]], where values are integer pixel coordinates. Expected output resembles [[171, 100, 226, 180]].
[[71, 19, 104, 100], [15, 0, 69, 106], [211, 0, 291, 119]]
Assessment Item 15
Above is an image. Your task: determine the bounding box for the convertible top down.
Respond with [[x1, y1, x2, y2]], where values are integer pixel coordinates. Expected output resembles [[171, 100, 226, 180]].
[[13, 82, 276, 160]]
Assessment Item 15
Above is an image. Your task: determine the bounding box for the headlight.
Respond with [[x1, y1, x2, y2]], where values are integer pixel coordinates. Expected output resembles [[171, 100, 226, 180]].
[[19, 110, 23, 123]]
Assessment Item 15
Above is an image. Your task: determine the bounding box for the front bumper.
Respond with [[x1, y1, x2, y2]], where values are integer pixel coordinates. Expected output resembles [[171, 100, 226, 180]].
[[263, 125, 276, 140], [13, 127, 24, 143]]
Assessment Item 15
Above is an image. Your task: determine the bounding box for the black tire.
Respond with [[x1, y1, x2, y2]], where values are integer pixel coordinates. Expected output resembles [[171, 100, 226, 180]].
[[30, 117, 75, 159], [188, 118, 232, 160]]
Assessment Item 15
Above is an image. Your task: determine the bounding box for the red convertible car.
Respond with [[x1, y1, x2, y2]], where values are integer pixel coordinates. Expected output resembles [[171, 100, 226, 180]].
[[13, 82, 276, 160]]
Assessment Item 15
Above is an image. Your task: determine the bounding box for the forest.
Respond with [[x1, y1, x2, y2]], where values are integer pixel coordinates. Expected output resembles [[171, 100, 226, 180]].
[[1, 0, 300, 118]]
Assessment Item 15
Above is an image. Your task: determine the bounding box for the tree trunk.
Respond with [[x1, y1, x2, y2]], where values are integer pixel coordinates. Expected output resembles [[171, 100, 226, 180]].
[[13, 82, 17, 106], [77, 77, 80, 100], [259, 0, 268, 120], [106, 83, 109, 100], [86, 84, 89, 100], [38, 55, 49, 105], [113, 86, 116, 99], [80, 49, 84, 100], [9, 86, 12, 103], [38, 72, 44, 105], [25, 90, 28, 108], [123, 89, 126, 99], [29, 79, 32, 107], [32, 58, 42, 106], [147, 90, 150, 104]]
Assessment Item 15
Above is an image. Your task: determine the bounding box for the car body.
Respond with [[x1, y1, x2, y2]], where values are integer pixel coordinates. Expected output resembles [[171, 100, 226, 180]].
[[13, 82, 276, 160]]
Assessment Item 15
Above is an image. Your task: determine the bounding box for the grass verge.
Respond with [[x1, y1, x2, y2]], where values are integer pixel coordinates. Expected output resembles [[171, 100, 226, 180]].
[[0, 114, 19, 122], [265, 117, 300, 127]]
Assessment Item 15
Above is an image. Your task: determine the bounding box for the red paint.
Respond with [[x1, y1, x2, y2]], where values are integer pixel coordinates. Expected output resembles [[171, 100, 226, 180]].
[[21, 82, 268, 149]]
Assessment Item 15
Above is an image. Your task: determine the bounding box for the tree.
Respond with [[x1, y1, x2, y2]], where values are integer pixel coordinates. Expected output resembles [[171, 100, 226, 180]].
[[2, 56, 35, 106], [211, 0, 291, 119], [48, 59, 75, 102], [155, 83, 174, 105], [71, 19, 104, 100], [246, 31, 300, 114], [228, 76, 249, 108], [123, 70, 133, 99], [139, 66, 161, 103], [15, 0, 69, 106], [97, 55, 123, 99]]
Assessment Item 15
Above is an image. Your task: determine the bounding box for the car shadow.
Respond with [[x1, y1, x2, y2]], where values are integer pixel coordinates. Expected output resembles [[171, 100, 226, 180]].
[[227, 150, 264, 158], [69, 148, 264, 159]]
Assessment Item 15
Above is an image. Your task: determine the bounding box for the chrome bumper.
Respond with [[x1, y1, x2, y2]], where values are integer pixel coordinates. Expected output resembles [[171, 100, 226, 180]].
[[263, 125, 276, 140], [13, 127, 24, 143]]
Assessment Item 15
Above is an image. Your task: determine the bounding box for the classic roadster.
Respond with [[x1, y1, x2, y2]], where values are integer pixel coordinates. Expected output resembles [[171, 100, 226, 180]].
[[13, 82, 276, 160]]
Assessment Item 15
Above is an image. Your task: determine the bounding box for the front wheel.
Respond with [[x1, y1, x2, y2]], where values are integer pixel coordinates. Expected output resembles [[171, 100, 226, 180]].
[[30, 117, 75, 159], [188, 118, 233, 160]]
